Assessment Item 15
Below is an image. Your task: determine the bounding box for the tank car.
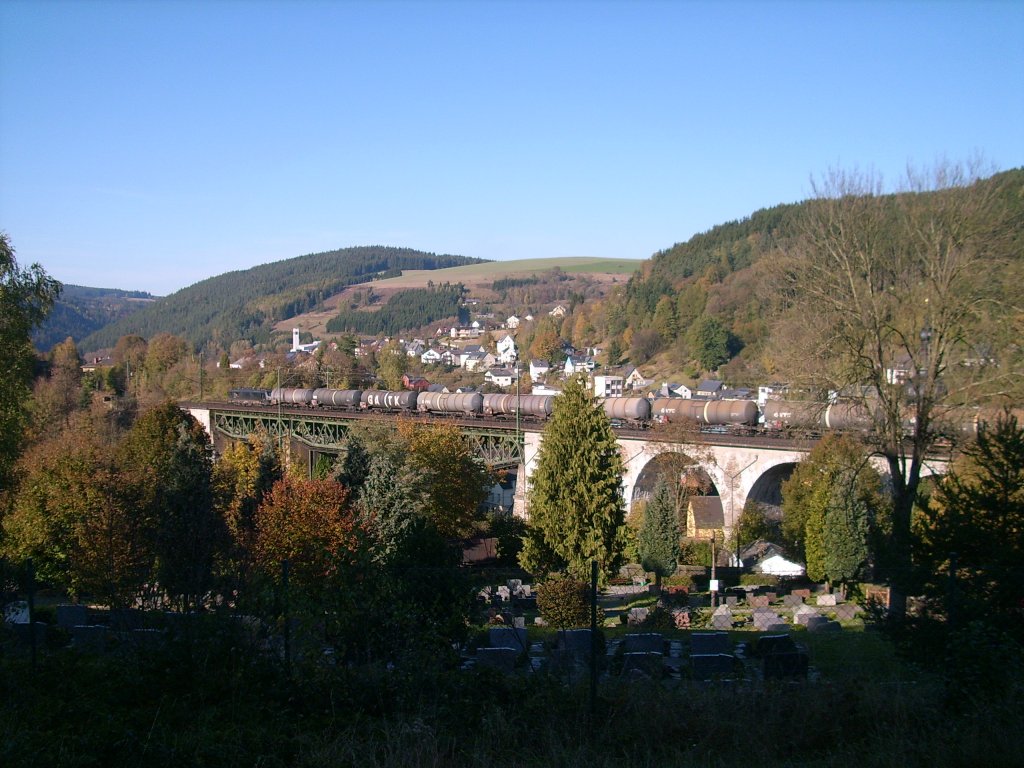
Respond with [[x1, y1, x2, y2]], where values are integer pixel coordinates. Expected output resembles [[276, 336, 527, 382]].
[[651, 398, 758, 426], [270, 387, 316, 406], [360, 390, 419, 411], [602, 396, 652, 424], [482, 393, 519, 417], [517, 395, 555, 419], [417, 391, 484, 416], [312, 388, 363, 408]]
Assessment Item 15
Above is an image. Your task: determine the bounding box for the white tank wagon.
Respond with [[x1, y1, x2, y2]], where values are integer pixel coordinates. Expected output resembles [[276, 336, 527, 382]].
[[417, 391, 484, 415], [602, 396, 652, 423], [361, 390, 419, 411], [270, 388, 316, 406]]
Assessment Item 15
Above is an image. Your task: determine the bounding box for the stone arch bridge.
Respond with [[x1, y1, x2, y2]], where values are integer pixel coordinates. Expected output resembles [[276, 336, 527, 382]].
[[185, 402, 949, 539]]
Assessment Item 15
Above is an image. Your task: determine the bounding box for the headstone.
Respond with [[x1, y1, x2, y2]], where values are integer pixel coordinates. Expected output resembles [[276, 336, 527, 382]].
[[782, 594, 804, 609], [725, 596, 738, 607], [476, 646, 519, 672], [56, 604, 88, 629], [621, 651, 663, 678], [754, 633, 796, 657], [627, 606, 650, 626], [507, 579, 523, 592], [711, 612, 733, 630], [834, 603, 860, 621], [71, 624, 109, 653], [764, 592, 777, 602], [534, 616, 547, 626], [691, 632, 730, 655], [764, 623, 789, 633], [559, 629, 596, 660], [817, 594, 837, 607], [3, 600, 29, 624], [748, 595, 770, 608], [496, 586, 511, 601], [672, 609, 691, 629], [477, 586, 492, 600], [807, 618, 842, 633], [790, 588, 811, 599], [753, 609, 784, 630], [512, 616, 526, 629], [690, 653, 735, 679], [489, 626, 528, 650], [794, 605, 820, 626], [623, 633, 663, 654]]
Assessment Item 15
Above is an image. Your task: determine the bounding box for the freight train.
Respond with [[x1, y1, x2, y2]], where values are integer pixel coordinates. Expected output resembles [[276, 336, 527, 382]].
[[227, 386, 1017, 438]]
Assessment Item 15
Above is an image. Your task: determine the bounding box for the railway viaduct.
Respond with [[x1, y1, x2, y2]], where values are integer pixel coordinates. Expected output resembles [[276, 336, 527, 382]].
[[184, 401, 950, 538]]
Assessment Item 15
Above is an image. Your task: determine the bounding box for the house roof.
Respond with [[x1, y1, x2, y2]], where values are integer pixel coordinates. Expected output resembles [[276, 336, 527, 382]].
[[697, 379, 723, 392], [688, 496, 724, 529]]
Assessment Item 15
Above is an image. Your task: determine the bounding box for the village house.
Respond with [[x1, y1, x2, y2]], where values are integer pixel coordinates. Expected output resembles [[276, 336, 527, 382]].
[[686, 496, 725, 539], [563, 354, 595, 376], [695, 379, 724, 399], [592, 374, 624, 398], [420, 348, 442, 365], [548, 304, 568, 318], [484, 367, 518, 388], [496, 334, 518, 365], [505, 314, 521, 329], [529, 359, 551, 381]]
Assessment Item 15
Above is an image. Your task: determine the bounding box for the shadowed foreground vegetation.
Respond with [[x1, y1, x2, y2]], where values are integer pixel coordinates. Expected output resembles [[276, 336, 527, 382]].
[[2, 617, 1022, 768]]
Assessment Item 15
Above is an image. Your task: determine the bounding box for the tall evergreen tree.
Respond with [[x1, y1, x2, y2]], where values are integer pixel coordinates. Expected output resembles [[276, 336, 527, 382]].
[[519, 375, 626, 582], [638, 479, 681, 584]]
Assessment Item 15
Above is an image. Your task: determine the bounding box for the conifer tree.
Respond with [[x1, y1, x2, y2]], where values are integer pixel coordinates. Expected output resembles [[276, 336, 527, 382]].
[[519, 375, 626, 582], [638, 479, 681, 584]]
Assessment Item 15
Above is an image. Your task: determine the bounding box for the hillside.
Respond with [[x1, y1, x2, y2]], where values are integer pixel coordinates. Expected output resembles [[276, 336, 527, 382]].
[[33, 285, 158, 352], [277, 257, 641, 338], [79, 246, 487, 354], [613, 168, 1024, 384]]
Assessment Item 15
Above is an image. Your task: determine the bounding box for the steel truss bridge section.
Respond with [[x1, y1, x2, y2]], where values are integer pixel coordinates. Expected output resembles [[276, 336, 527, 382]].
[[206, 406, 525, 470]]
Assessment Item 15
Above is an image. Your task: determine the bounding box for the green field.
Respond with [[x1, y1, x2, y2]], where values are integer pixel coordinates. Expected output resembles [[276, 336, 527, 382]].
[[371, 256, 642, 288]]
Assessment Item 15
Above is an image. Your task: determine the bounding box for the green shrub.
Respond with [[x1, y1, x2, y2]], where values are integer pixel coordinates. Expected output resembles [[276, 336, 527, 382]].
[[536, 574, 603, 629], [489, 513, 526, 567], [739, 572, 780, 587]]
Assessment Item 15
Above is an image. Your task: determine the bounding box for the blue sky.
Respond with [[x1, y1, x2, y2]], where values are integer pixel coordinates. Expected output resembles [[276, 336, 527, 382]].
[[2, 0, 1022, 296]]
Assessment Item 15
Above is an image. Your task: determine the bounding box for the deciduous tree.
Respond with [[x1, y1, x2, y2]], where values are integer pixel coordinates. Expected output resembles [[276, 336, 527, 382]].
[[0, 232, 60, 491], [770, 163, 1021, 615]]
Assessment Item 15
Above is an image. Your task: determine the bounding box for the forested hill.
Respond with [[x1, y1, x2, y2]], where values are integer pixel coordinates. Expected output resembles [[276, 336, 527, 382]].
[[79, 246, 487, 353], [613, 168, 1023, 382], [33, 285, 158, 352]]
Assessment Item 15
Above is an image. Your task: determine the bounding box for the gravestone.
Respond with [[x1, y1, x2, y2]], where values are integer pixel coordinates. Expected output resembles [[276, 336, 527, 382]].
[[623, 633, 663, 654], [711, 610, 733, 630], [71, 624, 109, 653], [559, 629, 596, 660], [725, 596, 738, 607], [672, 609, 691, 629], [489, 626, 529, 650], [794, 605, 820, 626], [512, 616, 526, 629], [834, 603, 860, 621], [790, 588, 811, 600], [690, 653, 735, 679], [56, 604, 88, 629], [496, 586, 511, 601], [748, 595, 770, 608], [753, 609, 784, 630], [808, 618, 842, 633], [764, 592, 777, 602], [477, 586, 492, 600], [782, 594, 804, 609], [621, 651, 663, 678], [476, 646, 519, 672], [691, 632, 730, 655], [507, 579, 522, 592], [3, 600, 29, 624], [817, 594, 837, 607], [754, 633, 796, 657], [627, 606, 650, 626]]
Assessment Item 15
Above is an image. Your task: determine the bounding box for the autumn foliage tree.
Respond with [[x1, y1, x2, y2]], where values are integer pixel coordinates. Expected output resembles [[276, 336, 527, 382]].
[[252, 476, 362, 594]]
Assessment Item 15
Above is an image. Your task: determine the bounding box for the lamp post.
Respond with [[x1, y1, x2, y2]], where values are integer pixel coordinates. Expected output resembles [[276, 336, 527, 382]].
[[727, 457, 758, 571]]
